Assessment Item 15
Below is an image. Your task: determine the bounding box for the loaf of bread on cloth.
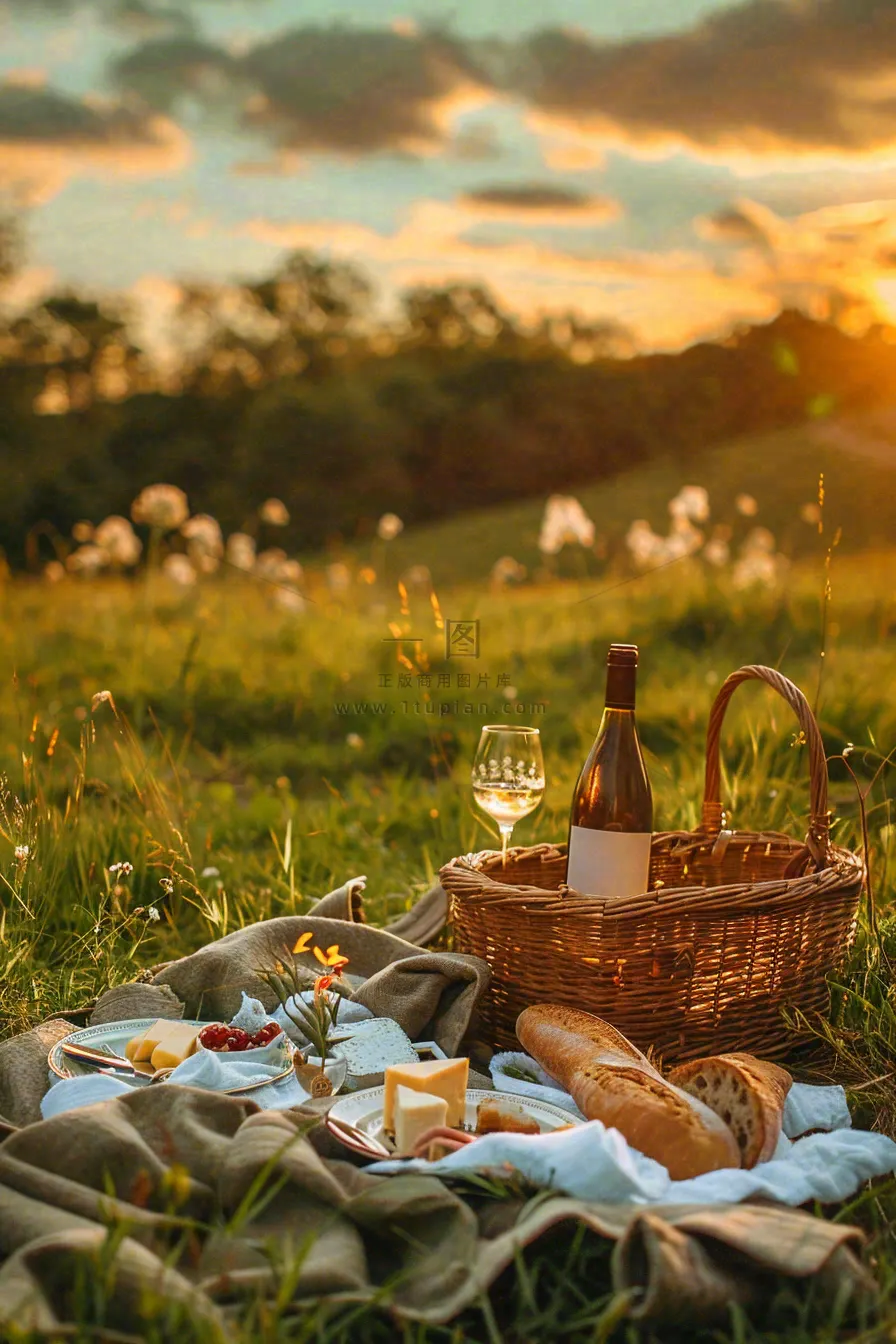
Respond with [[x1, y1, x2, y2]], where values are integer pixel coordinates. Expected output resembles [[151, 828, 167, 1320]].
[[516, 1005, 742, 1179], [667, 1052, 793, 1168]]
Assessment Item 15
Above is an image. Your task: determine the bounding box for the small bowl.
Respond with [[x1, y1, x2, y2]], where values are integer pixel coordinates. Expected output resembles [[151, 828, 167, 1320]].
[[197, 1022, 288, 1063]]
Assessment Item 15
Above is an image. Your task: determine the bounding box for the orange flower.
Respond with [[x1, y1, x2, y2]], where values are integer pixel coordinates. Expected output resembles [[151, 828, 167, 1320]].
[[292, 931, 314, 955], [312, 943, 349, 974], [313, 974, 333, 1003]]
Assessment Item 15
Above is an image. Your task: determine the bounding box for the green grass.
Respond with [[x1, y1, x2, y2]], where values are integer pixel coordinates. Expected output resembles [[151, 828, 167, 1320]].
[[1, 463, 896, 1340]]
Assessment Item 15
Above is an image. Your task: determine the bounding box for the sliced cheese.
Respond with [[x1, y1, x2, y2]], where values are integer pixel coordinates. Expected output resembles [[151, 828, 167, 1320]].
[[383, 1057, 469, 1131], [124, 1028, 149, 1062], [126, 1020, 169, 1063], [394, 1085, 448, 1156], [149, 1021, 202, 1070]]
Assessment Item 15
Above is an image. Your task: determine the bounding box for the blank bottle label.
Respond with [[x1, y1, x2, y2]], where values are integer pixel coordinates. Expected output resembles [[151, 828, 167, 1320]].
[[566, 827, 651, 900]]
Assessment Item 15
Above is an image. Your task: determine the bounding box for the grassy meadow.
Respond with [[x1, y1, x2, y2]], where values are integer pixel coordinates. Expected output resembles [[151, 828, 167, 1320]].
[[2, 426, 896, 1342]]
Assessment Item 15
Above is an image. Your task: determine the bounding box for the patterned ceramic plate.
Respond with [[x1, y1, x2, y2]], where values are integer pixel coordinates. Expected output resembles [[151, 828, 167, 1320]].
[[48, 1018, 295, 1095], [326, 1086, 581, 1160]]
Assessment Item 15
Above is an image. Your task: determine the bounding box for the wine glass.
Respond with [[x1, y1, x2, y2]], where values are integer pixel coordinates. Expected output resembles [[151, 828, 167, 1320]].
[[472, 725, 545, 865]]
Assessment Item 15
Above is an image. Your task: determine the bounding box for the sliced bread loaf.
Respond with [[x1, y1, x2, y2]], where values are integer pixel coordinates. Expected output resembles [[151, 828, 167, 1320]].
[[667, 1053, 792, 1167]]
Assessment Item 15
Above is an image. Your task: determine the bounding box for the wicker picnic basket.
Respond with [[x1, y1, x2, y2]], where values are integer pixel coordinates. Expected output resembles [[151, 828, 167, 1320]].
[[441, 665, 865, 1063]]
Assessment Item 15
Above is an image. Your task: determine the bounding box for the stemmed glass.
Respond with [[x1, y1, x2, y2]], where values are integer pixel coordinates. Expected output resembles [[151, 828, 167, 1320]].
[[472, 725, 545, 865]]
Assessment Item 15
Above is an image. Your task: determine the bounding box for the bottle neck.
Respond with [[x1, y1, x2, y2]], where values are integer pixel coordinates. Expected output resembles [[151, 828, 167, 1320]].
[[605, 663, 636, 711]]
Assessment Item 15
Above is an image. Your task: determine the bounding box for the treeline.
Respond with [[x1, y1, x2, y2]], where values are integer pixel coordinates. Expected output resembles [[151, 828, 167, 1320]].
[[1, 249, 895, 563]]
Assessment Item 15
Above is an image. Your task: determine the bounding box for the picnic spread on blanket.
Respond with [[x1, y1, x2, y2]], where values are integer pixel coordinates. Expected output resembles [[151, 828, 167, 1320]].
[[1, 662, 894, 1333]]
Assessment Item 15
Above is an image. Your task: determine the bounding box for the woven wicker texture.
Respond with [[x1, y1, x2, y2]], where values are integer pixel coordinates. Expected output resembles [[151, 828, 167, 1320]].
[[442, 666, 864, 1062]]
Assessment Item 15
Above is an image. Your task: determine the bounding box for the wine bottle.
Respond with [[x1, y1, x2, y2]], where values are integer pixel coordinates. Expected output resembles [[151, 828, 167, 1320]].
[[566, 643, 653, 899]]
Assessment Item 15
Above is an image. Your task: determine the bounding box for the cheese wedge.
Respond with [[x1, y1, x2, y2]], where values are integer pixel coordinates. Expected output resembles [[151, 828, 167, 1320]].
[[149, 1021, 202, 1070], [383, 1057, 469, 1131], [125, 1028, 149, 1062], [394, 1085, 448, 1156], [125, 1020, 169, 1063]]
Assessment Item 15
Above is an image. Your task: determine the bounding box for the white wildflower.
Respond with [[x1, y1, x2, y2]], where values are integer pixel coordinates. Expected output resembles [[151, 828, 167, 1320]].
[[625, 520, 667, 569], [260, 497, 290, 526], [346, 732, 364, 749], [162, 553, 197, 587], [669, 485, 710, 524], [66, 545, 109, 576], [182, 514, 223, 574], [201, 866, 220, 878], [327, 561, 351, 593], [226, 532, 256, 572], [159, 877, 174, 895], [108, 861, 133, 876], [538, 495, 595, 555], [146, 905, 161, 922], [377, 512, 404, 541], [131, 484, 189, 531], [703, 537, 730, 567], [731, 551, 779, 590], [254, 547, 289, 581], [274, 587, 305, 613], [735, 493, 758, 517], [94, 515, 142, 568], [14, 844, 29, 863], [666, 515, 704, 558], [490, 556, 527, 588], [743, 526, 775, 554]]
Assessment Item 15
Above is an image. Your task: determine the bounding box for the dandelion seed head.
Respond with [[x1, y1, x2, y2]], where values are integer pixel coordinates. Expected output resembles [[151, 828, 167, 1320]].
[[260, 497, 290, 526], [162, 553, 197, 587], [131, 484, 189, 531], [226, 532, 256, 572], [94, 515, 142, 568], [377, 512, 404, 541], [66, 545, 108, 576]]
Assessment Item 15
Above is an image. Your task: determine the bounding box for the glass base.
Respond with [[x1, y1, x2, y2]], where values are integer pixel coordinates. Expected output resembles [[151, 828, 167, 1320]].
[[294, 1046, 348, 1098]]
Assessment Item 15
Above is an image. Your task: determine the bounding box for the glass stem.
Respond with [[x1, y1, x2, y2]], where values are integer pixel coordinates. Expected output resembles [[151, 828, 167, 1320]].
[[499, 823, 514, 866]]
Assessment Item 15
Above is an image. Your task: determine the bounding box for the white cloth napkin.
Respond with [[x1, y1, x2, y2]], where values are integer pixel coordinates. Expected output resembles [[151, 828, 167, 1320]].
[[165, 1034, 291, 1090], [40, 1073, 134, 1119], [372, 1058, 896, 1207]]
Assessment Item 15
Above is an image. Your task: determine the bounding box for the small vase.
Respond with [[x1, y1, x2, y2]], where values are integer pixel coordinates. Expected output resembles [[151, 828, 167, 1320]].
[[293, 1046, 348, 1099]]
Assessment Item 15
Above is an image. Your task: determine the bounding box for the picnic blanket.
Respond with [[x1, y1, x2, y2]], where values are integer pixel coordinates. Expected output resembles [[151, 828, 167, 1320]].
[[0, 875, 881, 1332]]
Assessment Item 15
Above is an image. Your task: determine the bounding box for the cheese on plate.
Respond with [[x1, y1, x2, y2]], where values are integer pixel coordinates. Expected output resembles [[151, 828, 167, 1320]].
[[383, 1057, 469, 1131], [393, 1085, 448, 1156], [148, 1021, 202, 1070], [125, 1020, 169, 1063]]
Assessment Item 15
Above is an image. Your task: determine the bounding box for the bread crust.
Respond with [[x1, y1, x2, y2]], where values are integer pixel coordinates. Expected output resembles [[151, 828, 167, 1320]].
[[516, 1005, 741, 1179], [667, 1053, 792, 1167]]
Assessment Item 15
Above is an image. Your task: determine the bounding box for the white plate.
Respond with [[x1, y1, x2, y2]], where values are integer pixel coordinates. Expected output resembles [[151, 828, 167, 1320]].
[[327, 1086, 581, 1159], [48, 1018, 295, 1095]]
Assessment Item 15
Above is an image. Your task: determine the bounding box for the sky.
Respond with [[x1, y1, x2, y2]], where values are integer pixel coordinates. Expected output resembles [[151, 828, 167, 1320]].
[[3, 0, 896, 350]]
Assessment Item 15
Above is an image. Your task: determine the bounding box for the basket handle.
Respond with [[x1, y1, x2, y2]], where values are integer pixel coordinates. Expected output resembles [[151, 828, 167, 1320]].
[[702, 665, 830, 863]]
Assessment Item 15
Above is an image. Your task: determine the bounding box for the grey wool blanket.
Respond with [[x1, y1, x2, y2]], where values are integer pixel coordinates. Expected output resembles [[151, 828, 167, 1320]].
[[0, 876, 879, 1334]]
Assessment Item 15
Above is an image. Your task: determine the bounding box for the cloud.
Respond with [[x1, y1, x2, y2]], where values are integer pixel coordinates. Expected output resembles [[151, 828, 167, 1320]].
[[459, 183, 621, 224], [514, 1, 896, 163], [696, 195, 896, 328], [243, 199, 777, 350], [0, 83, 190, 204], [112, 26, 497, 155]]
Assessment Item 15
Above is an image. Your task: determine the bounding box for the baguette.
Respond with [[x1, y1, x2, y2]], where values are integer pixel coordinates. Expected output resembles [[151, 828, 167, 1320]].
[[667, 1053, 792, 1168], [516, 1005, 741, 1179]]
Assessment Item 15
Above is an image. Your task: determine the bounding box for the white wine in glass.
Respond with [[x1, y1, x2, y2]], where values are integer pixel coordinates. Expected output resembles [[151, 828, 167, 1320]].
[[472, 725, 545, 864]]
